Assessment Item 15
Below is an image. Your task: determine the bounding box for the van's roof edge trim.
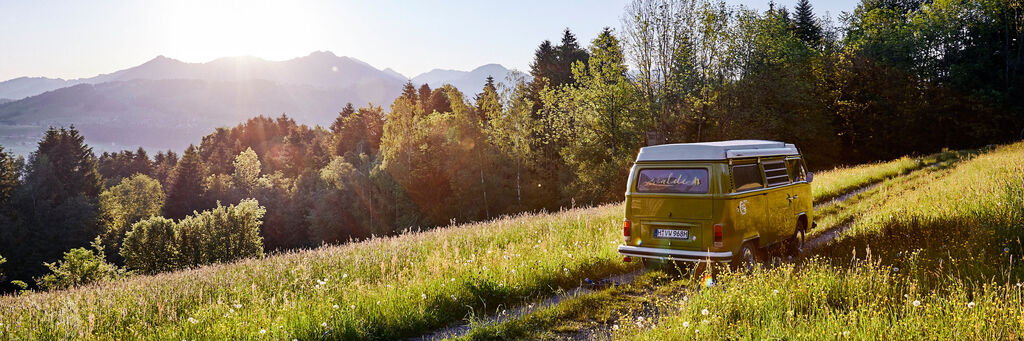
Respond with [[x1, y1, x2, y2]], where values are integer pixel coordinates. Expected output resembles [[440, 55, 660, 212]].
[[636, 140, 799, 162]]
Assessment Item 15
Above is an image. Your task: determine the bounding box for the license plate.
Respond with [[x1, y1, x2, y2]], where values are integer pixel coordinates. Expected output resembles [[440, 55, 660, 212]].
[[654, 228, 689, 240]]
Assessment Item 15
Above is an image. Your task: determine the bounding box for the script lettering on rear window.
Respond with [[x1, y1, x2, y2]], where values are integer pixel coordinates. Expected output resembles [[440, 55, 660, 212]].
[[636, 169, 709, 194]]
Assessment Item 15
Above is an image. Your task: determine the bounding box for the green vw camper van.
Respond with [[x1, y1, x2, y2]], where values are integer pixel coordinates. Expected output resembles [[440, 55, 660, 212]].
[[617, 140, 814, 268]]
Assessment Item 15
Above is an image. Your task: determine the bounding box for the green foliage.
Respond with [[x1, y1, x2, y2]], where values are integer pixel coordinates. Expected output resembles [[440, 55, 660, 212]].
[[121, 200, 265, 273], [164, 145, 206, 218], [99, 174, 165, 260], [35, 238, 124, 291], [120, 216, 178, 274], [232, 147, 261, 197]]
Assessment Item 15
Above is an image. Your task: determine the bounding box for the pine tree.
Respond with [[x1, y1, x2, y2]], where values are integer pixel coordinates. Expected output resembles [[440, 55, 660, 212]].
[[331, 103, 357, 133], [474, 76, 501, 123], [793, 0, 822, 46], [417, 84, 432, 112], [400, 81, 418, 103], [164, 145, 206, 218]]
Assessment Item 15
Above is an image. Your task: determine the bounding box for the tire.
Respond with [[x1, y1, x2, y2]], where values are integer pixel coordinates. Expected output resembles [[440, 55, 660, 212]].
[[788, 220, 807, 257], [731, 241, 762, 272]]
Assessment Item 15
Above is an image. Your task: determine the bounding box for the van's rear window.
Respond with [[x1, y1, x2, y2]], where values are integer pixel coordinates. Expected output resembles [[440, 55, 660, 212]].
[[636, 169, 709, 194]]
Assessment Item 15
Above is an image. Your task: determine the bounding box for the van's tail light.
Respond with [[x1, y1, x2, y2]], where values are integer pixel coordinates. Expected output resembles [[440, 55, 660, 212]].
[[713, 224, 723, 248], [623, 219, 632, 243]]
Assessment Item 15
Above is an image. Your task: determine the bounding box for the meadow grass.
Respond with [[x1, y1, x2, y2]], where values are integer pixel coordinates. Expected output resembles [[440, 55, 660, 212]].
[[810, 150, 964, 204], [622, 142, 1024, 339], [0, 205, 635, 340], [0, 146, 992, 340]]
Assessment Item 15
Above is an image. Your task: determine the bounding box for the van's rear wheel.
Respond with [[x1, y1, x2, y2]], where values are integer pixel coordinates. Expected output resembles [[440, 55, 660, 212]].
[[732, 242, 762, 272], [788, 220, 807, 257]]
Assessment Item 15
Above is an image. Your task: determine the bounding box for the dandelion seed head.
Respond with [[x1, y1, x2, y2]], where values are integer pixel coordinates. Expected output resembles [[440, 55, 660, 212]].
[[683, 321, 690, 328]]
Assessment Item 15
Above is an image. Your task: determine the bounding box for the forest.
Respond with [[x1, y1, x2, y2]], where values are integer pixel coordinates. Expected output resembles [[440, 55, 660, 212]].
[[0, 0, 1021, 291]]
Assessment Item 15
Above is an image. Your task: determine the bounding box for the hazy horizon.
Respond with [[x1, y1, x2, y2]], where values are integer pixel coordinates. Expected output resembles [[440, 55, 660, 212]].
[[0, 0, 858, 82]]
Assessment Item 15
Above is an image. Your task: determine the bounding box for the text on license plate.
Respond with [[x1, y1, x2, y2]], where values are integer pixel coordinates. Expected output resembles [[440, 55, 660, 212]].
[[654, 228, 689, 240]]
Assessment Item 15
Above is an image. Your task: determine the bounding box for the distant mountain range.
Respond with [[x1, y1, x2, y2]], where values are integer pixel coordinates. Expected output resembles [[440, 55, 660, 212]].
[[0, 52, 518, 155]]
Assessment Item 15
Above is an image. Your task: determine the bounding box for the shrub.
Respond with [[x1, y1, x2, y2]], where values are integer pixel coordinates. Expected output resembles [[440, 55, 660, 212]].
[[35, 238, 124, 291], [120, 216, 179, 274]]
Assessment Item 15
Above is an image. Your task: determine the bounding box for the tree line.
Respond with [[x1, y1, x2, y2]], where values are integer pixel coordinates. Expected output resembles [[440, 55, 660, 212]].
[[0, 0, 1021, 291]]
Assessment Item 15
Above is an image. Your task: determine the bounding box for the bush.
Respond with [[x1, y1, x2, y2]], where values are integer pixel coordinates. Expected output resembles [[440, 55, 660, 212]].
[[120, 216, 178, 274], [99, 174, 165, 260], [35, 238, 124, 291], [121, 199, 266, 272]]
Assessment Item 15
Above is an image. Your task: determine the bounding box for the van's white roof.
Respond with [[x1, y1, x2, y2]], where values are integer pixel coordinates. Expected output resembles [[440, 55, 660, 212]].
[[635, 140, 799, 162]]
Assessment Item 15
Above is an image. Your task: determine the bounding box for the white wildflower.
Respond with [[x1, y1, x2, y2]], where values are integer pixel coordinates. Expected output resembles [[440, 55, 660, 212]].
[[968, 301, 975, 308], [612, 324, 619, 331], [233, 303, 242, 309], [682, 321, 690, 328], [333, 304, 339, 309], [187, 317, 198, 324], [701, 308, 709, 316], [343, 273, 348, 279], [350, 305, 355, 309], [773, 289, 779, 295], [843, 331, 850, 337], [912, 300, 921, 307], [321, 322, 328, 328], [421, 293, 427, 300], [259, 329, 266, 334]]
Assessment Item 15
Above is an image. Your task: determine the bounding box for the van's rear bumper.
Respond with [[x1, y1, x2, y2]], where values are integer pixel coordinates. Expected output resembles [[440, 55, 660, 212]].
[[618, 245, 733, 263]]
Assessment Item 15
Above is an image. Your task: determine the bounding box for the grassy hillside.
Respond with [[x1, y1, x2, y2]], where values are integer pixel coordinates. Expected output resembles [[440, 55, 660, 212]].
[[0, 148, 1003, 340]]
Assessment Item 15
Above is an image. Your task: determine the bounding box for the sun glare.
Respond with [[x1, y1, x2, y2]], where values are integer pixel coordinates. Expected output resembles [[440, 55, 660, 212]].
[[158, 1, 326, 62]]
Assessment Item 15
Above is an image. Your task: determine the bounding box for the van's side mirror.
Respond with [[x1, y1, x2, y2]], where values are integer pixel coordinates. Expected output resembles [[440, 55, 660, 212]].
[[806, 172, 814, 183]]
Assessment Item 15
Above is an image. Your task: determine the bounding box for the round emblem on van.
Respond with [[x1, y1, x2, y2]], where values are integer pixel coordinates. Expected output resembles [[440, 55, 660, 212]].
[[737, 200, 748, 215]]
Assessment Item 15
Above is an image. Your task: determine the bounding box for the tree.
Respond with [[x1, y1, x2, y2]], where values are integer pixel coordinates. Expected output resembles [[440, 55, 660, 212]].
[[417, 84, 432, 111], [176, 199, 265, 267], [475, 76, 501, 124], [793, 0, 822, 46], [164, 145, 206, 218], [99, 174, 165, 261], [120, 216, 178, 274], [552, 28, 646, 203], [0, 146, 20, 214], [232, 147, 261, 198], [400, 81, 418, 103], [36, 238, 124, 291]]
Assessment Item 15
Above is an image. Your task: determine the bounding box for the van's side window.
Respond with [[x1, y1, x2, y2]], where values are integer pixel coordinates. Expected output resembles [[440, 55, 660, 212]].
[[786, 159, 806, 182], [731, 164, 764, 192], [636, 168, 709, 194], [762, 161, 790, 187]]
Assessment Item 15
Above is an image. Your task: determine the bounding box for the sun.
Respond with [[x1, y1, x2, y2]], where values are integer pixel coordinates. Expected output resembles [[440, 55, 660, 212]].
[[156, 1, 327, 62]]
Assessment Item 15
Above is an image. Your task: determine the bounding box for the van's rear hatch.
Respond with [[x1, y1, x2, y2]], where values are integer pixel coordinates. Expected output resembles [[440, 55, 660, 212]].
[[629, 196, 712, 249]]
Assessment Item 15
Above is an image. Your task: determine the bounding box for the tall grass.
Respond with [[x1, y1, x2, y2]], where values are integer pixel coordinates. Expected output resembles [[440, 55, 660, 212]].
[[624, 142, 1024, 339], [0, 205, 634, 340], [809, 150, 962, 204], [0, 146, 990, 339]]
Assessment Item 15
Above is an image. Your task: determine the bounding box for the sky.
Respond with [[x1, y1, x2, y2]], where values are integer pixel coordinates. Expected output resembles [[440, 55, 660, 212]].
[[0, 0, 859, 81]]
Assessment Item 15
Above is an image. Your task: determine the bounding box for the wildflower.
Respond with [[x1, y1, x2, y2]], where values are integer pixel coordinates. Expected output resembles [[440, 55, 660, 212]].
[[321, 322, 328, 328], [612, 324, 619, 331], [233, 303, 242, 309], [787, 310, 794, 316], [187, 317, 198, 324], [701, 308, 709, 316], [843, 331, 850, 337], [912, 300, 921, 307], [378, 301, 382, 305], [1005, 247, 1010, 252], [967, 302, 975, 308], [682, 321, 690, 328], [773, 289, 779, 295], [350, 305, 355, 309], [259, 329, 266, 335], [421, 293, 427, 300], [333, 304, 339, 310], [637, 316, 644, 322], [343, 273, 348, 279]]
